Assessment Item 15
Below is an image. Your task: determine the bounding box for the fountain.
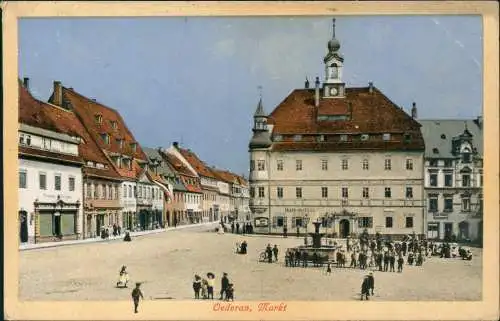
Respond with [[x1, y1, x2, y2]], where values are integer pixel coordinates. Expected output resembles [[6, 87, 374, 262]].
[[286, 220, 339, 264], [309, 221, 325, 249]]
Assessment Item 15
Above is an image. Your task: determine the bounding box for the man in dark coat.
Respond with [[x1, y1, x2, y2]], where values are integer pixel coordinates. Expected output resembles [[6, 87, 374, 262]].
[[131, 282, 144, 313], [266, 244, 273, 263], [397, 254, 404, 272], [236, 222, 240, 234], [402, 241, 407, 257], [231, 222, 235, 234], [383, 253, 389, 272], [283, 225, 288, 238], [272, 245, 279, 262], [367, 272, 375, 295], [219, 273, 229, 300], [389, 252, 396, 272], [361, 276, 371, 300]]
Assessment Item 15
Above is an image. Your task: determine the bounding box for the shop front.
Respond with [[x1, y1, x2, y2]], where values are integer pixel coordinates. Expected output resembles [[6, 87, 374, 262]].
[[33, 198, 81, 243]]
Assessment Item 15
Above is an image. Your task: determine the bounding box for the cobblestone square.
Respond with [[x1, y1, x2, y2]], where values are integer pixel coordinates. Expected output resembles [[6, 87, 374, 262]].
[[19, 225, 482, 301]]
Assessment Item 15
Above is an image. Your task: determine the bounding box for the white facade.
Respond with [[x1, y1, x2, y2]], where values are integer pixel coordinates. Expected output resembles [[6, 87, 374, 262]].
[[18, 126, 83, 244], [250, 150, 425, 237]]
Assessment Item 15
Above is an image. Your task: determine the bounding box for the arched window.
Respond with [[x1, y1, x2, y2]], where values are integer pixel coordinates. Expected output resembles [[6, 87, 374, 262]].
[[330, 63, 338, 79]]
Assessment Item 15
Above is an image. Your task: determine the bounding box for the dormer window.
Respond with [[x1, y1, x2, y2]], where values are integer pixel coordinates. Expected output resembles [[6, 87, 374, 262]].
[[432, 148, 439, 154], [117, 139, 124, 149], [95, 114, 103, 124], [404, 133, 412, 143], [100, 133, 110, 144], [317, 135, 325, 142], [441, 134, 446, 139], [360, 134, 369, 141], [462, 149, 471, 163], [111, 121, 118, 130], [130, 143, 137, 152], [340, 134, 348, 142], [382, 133, 391, 141], [273, 134, 283, 142], [293, 135, 302, 141]]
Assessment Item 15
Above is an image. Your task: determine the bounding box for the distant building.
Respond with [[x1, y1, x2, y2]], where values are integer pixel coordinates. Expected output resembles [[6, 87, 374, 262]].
[[248, 19, 426, 239], [419, 118, 483, 242], [178, 147, 219, 222]]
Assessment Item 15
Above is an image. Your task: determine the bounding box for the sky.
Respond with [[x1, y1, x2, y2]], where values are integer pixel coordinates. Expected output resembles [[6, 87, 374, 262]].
[[18, 15, 483, 175]]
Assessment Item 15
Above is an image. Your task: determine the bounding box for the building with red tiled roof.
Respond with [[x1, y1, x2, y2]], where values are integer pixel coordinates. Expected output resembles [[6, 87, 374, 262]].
[[177, 145, 220, 223], [248, 19, 425, 238], [163, 143, 203, 224], [18, 78, 122, 243], [48, 81, 164, 232]]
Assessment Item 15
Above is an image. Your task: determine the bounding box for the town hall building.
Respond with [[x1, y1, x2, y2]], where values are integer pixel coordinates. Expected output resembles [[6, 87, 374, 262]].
[[248, 19, 426, 239]]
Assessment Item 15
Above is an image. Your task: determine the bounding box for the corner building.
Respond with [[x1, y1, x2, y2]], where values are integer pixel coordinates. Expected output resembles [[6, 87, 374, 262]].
[[248, 19, 426, 239]]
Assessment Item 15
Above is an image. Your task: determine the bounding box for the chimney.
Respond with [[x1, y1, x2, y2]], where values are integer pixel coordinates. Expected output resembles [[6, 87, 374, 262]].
[[23, 77, 30, 90], [305, 77, 310, 89], [314, 77, 320, 107], [368, 81, 373, 93], [411, 102, 417, 119], [53, 81, 63, 106], [173, 142, 179, 149]]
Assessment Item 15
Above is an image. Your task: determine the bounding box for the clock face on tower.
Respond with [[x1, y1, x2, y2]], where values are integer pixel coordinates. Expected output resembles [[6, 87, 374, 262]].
[[330, 87, 338, 96]]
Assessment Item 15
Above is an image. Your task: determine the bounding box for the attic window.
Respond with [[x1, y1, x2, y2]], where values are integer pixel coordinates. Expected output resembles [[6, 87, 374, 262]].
[[100, 133, 110, 144], [273, 134, 283, 142], [404, 133, 412, 142], [383, 133, 391, 141], [441, 134, 446, 139], [95, 114, 103, 124], [116, 138, 124, 149], [432, 148, 439, 154], [360, 134, 369, 141], [111, 121, 118, 130], [130, 143, 137, 152], [293, 135, 302, 141], [317, 135, 325, 142], [340, 134, 348, 142]]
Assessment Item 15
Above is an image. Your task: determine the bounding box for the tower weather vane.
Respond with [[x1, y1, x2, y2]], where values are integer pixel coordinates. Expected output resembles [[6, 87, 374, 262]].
[[332, 18, 336, 38], [258, 85, 263, 99]]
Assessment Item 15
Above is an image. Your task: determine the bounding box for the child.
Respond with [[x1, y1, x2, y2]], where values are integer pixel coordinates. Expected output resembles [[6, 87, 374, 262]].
[[131, 283, 144, 313], [326, 262, 332, 275], [225, 283, 234, 301], [192, 275, 202, 299], [201, 278, 208, 299], [397, 255, 404, 273]]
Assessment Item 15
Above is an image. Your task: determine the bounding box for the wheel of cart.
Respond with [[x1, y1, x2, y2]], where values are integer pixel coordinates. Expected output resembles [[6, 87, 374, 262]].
[[259, 251, 267, 262]]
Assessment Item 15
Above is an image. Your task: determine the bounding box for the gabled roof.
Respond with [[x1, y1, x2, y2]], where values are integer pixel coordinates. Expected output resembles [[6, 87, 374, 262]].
[[419, 119, 483, 158], [142, 147, 176, 177], [19, 81, 121, 180], [265, 86, 425, 152], [52, 85, 148, 179], [163, 152, 197, 178], [178, 148, 217, 179]]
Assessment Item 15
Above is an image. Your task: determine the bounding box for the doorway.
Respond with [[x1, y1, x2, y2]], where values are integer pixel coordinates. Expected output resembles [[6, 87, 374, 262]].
[[444, 223, 453, 241], [19, 211, 28, 243], [339, 219, 350, 238], [458, 221, 469, 240], [53, 213, 62, 237]]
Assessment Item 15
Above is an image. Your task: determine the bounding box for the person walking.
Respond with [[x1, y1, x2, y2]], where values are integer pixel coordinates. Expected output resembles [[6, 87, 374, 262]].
[[272, 245, 279, 262], [236, 222, 240, 234], [219, 272, 229, 300], [383, 252, 389, 272], [192, 275, 202, 299], [131, 283, 144, 314], [283, 225, 288, 238], [326, 262, 332, 275], [231, 222, 235, 234], [361, 276, 370, 301], [367, 272, 375, 296]]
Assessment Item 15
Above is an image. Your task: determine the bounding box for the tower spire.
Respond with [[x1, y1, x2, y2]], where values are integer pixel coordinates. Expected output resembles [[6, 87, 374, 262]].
[[332, 18, 336, 39]]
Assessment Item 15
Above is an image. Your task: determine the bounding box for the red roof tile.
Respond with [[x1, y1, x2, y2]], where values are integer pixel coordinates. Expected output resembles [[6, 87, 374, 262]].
[[266, 86, 425, 152], [19, 82, 122, 180], [55, 86, 148, 179], [178, 148, 217, 179]]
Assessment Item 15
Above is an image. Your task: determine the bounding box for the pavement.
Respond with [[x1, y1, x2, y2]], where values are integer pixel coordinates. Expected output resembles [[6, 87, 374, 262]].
[[19, 221, 219, 251], [19, 224, 482, 301]]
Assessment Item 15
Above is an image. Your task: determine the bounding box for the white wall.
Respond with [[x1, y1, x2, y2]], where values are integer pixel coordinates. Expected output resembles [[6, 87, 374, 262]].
[[19, 158, 83, 241]]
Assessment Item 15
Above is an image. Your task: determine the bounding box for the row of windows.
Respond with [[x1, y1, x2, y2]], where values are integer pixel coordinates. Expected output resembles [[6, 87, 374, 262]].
[[121, 184, 163, 200], [251, 158, 414, 172], [428, 173, 482, 187], [428, 197, 472, 212], [251, 186, 415, 199], [19, 170, 76, 192], [272, 132, 411, 143], [85, 183, 120, 200], [203, 193, 217, 201], [271, 216, 414, 229]]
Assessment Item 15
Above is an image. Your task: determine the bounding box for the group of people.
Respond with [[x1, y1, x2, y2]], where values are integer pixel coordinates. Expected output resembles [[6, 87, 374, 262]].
[[192, 272, 234, 301], [284, 249, 328, 268], [230, 221, 254, 235], [264, 244, 279, 263], [100, 223, 122, 239]]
